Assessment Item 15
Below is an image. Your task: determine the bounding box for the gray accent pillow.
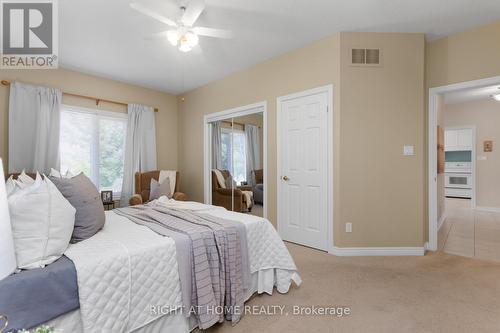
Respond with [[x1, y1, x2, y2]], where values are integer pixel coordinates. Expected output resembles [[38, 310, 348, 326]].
[[150, 177, 172, 200], [50, 173, 105, 243]]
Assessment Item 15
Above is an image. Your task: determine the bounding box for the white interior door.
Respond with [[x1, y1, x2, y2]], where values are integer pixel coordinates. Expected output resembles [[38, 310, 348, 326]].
[[278, 90, 329, 250]]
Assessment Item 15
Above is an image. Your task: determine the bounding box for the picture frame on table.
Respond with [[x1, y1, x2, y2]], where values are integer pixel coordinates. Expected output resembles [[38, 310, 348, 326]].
[[101, 190, 113, 204]]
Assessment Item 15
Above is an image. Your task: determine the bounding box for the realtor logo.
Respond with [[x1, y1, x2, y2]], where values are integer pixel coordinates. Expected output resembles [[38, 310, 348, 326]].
[[1, 0, 58, 68]]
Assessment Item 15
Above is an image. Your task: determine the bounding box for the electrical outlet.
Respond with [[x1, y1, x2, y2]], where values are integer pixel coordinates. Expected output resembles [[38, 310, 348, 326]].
[[345, 223, 352, 233]]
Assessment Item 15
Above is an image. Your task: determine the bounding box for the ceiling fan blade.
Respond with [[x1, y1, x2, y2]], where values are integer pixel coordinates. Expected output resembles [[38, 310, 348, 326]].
[[130, 2, 178, 27], [143, 31, 169, 40], [181, 0, 205, 27], [193, 26, 233, 39]]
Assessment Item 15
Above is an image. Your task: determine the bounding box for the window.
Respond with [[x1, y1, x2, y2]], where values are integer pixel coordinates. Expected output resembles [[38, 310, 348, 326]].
[[60, 105, 127, 196], [220, 127, 247, 185]]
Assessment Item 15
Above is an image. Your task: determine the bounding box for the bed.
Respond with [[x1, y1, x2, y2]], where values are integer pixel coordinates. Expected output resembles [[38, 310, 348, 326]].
[[34, 198, 301, 332]]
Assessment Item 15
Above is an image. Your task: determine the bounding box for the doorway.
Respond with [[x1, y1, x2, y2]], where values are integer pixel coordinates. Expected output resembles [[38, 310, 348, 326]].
[[428, 75, 500, 257], [277, 85, 333, 251], [203, 102, 267, 218]]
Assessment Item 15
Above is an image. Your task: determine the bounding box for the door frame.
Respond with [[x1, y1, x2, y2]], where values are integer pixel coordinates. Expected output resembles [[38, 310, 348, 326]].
[[276, 84, 334, 252], [203, 101, 268, 219], [428, 75, 500, 251]]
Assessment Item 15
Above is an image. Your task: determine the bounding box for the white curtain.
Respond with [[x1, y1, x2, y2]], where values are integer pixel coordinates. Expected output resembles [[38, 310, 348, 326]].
[[8, 81, 62, 174], [245, 124, 260, 186], [211, 121, 222, 169], [120, 104, 157, 205]]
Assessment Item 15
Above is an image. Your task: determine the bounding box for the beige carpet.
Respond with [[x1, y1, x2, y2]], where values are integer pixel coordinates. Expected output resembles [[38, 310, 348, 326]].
[[247, 204, 263, 217], [199, 242, 500, 333]]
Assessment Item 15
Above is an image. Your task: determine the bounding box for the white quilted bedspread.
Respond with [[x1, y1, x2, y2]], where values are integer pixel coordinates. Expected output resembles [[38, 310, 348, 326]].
[[155, 199, 301, 293], [64, 212, 183, 333], [203, 209, 298, 272]]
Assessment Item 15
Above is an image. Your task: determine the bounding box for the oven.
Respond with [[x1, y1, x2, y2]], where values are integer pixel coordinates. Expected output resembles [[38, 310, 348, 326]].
[[445, 173, 472, 189]]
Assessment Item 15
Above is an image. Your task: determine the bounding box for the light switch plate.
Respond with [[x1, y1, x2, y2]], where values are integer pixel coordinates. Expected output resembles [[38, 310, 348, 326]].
[[345, 223, 352, 233], [403, 145, 414, 156], [478, 156, 487, 161]]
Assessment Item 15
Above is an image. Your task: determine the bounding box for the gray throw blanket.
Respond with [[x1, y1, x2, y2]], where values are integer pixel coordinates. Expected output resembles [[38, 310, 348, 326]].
[[115, 206, 245, 329], [0, 256, 79, 331]]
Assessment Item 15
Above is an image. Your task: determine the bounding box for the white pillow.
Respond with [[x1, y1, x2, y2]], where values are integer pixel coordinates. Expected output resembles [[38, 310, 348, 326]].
[[17, 169, 35, 185], [0, 161, 17, 280], [50, 168, 76, 179], [49, 168, 62, 178], [5, 176, 16, 196], [8, 175, 76, 269]]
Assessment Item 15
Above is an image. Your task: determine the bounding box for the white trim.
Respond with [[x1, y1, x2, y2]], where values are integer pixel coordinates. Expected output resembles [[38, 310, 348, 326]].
[[204, 101, 266, 122], [203, 101, 268, 219], [428, 75, 500, 251], [276, 84, 334, 253], [331, 247, 425, 256], [437, 214, 447, 232], [475, 206, 500, 213], [62, 104, 128, 119]]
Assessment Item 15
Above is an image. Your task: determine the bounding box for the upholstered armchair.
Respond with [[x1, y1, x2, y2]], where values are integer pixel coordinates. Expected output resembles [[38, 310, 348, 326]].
[[212, 170, 252, 212], [129, 170, 188, 206]]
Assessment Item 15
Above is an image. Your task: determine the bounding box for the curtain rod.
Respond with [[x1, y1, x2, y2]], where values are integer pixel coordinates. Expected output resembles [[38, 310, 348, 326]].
[[1, 80, 159, 113]]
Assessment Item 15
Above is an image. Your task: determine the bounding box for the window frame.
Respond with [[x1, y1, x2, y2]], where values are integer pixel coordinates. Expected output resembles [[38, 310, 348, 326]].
[[60, 104, 128, 198]]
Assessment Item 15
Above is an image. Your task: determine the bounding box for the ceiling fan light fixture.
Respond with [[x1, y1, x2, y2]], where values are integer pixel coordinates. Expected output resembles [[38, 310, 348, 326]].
[[184, 31, 199, 48], [166, 30, 180, 46], [178, 42, 192, 52], [130, 0, 232, 54], [177, 31, 198, 52], [492, 93, 500, 102]]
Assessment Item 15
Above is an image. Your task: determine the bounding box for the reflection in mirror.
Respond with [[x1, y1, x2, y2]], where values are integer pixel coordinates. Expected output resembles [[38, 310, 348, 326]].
[[209, 112, 264, 217]]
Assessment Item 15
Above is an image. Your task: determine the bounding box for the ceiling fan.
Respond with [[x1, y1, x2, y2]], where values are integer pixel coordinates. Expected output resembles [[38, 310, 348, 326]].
[[130, 0, 233, 52]]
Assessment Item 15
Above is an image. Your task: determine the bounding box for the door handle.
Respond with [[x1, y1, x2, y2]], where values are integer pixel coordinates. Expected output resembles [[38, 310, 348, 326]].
[[282, 176, 289, 181]]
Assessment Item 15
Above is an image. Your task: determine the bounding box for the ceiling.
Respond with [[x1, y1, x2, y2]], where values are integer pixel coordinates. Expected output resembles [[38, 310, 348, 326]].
[[443, 84, 500, 105], [60, 0, 500, 94]]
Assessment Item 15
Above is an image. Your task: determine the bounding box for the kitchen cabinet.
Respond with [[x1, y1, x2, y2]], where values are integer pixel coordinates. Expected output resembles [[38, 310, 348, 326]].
[[445, 128, 473, 151]]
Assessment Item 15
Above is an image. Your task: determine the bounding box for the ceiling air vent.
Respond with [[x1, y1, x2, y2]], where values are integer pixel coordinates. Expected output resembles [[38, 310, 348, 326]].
[[350, 48, 381, 66]]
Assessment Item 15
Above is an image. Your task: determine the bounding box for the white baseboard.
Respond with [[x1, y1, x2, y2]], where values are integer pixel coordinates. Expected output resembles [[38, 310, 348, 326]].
[[330, 246, 425, 256], [475, 206, 500, 213], [437, 214, 447, 231]]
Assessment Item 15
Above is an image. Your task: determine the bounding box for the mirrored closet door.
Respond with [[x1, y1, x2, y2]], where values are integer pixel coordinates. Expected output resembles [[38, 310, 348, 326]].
[[209, 112, 263, 217]]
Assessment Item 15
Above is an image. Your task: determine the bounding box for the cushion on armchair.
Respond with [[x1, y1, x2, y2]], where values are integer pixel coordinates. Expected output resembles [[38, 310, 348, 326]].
[[149, 177, 172, 200], [129, 170, 187, 206]]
